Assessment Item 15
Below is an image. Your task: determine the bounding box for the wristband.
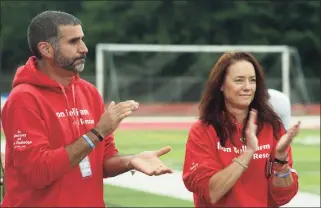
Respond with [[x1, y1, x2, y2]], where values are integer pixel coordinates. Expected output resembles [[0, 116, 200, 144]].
[[273, 157, 288, 165], [232, 158, 248, 169], [83, 134, 95, 149], [274, 168, 291, 178], [127, 155, 136, 175], [273, 163, 288, 172], [91, 128, 104, 142]]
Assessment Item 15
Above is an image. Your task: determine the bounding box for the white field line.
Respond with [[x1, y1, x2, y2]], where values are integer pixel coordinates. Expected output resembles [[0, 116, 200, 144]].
[[294, 137, 320, 145]]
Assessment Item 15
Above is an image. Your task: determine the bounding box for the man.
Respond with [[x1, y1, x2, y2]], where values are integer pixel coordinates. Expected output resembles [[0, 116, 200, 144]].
[[1, 11, 172, 207], [0, 152, 4, 198], [268, 88, 292, 130]]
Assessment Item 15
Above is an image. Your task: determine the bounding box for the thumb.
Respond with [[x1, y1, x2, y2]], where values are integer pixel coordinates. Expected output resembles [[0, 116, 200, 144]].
[[249, 108, 258, 125], [155, 146, 171, 157], [108, 101, 115, 109]]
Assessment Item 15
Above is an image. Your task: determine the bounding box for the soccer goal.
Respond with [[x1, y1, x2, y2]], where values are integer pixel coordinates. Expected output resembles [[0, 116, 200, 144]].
[[95, 44, 310, 104]]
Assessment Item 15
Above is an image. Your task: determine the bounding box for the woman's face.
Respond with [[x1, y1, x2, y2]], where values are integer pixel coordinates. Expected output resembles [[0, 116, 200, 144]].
[[221, 60, 257, 109]]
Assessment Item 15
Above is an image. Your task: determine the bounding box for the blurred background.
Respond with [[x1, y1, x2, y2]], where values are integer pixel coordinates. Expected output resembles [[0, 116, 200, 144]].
[[0, 1, 320, 207]]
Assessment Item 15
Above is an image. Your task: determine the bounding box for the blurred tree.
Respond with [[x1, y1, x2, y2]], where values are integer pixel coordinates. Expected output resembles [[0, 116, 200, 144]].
[[0, 0, 320, 78], [0, 0, 83, 74]]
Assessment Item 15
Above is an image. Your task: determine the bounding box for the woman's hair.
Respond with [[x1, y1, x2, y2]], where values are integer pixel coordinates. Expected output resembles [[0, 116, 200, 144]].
[[199, 51, 283, 147]]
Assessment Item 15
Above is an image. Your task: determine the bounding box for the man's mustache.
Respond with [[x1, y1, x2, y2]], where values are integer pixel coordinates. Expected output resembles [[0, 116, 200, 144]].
[[74, 55, 86, 61]]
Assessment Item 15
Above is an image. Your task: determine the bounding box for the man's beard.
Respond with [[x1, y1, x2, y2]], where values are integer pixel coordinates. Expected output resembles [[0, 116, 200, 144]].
[[54, 51, 86, 73]]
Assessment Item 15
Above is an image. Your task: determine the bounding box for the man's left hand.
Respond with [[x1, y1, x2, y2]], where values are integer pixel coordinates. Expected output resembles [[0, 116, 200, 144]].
[[129, 146, 173, 176]]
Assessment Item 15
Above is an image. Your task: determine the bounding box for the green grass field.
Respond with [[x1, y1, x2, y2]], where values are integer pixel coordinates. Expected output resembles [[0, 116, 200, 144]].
[[104, 128, 320, 206], [1, 129, 320, 207]]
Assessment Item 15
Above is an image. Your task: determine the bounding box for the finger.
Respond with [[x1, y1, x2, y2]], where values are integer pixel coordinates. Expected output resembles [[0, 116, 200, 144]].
[[154, 167, 163, 176], [294, 121, 301, 133], [119, 110, 132, 120], [278, 137, 292, 152], [147, 169, 156, 176], [160, 168, 173, 175], [128, 100, 139, 110], [287, 121, 301, 138], [112, 101, 124, 111], [159, 166, 173, 174], [116, 101, 139, 112], [277, 133, 295, 152], [107, 101, 115, 110], [155, 146, 172, 157], [154, 166, 172, 176], [249, 109, 257, 125], [117, 105, 136, 119], [109, 101, 115, 107], [121, 100, 139, 108], [290, 121, 301, 129], [128, 100, 139, 108]]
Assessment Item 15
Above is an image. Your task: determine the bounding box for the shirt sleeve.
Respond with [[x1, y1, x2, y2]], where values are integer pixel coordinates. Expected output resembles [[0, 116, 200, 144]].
[[4, 107, 72, 189], [268, 126, 299, 206], [182, 122, 223, 204], [103, 134, 118, 160]]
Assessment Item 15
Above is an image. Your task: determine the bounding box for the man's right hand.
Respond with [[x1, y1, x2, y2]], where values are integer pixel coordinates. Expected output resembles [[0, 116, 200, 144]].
[[95, 100, 139, 137]]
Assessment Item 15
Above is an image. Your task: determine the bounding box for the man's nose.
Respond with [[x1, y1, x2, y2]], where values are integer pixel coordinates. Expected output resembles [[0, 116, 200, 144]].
[[79, 41, 88, 54]]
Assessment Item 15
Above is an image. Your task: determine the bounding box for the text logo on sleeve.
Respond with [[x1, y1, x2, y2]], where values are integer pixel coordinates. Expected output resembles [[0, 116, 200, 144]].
[[13, 130, 32, 149]]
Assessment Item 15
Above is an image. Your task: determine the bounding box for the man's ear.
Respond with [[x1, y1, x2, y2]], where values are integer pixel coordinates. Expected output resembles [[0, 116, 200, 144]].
[[38, 42, 54, 59], [220, 86, 224, 91]]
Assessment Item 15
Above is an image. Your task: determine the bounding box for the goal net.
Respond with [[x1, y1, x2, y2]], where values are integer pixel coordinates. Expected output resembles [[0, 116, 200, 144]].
[[95, 44, 311, 116]]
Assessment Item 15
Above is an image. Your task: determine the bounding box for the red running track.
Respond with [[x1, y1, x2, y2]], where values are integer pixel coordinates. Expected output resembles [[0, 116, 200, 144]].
[[119, 122, 192, 130], [119, 121, 320, 130]]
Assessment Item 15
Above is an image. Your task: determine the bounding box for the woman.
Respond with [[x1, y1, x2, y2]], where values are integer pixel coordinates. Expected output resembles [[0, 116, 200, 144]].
[[182, 52, 300, 207]]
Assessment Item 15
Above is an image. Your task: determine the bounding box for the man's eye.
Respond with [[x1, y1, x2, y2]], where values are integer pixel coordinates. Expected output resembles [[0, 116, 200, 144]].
[[70, 39, 77, 44]]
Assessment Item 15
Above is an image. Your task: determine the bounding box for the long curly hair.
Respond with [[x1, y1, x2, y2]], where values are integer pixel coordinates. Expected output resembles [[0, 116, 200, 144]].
[[199, 52, 283, 147]]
